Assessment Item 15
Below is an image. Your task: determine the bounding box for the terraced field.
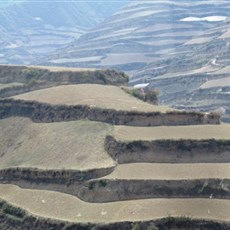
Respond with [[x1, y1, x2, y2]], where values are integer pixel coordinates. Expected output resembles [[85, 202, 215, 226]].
[[0, 184, 230, 223], [104, 163, 230, 180], [114, 124, 230, 141], [0, 66, 229, 229], [0, 117, 114, 170], [12, 84, 171, 112]]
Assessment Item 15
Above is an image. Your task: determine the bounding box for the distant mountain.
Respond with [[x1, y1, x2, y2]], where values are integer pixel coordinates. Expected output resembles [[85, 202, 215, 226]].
[[41, 0, 230, 73], [132, 20, 230, 121], [0, 0, 128, 64]]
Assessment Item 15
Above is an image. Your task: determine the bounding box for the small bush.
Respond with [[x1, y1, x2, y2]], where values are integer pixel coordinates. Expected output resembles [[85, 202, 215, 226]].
[[122, 86, 159, 104], [98, 180, 107, 187], [147, 223, 159, 230], [25, 68, 41, 81], [132, 223, 141, 230], [2, 203, 25, 218]]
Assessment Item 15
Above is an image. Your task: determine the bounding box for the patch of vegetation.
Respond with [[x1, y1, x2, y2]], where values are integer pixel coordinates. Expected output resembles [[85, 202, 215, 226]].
[[95, 70, 108, 84], [25, 68, 41, 81], [122, 87, 159, 104], [147, 223, 159, 230], [177, 141, 192, 152], [88, 182, 94, 190], [162, 216, 193, 227], [132, 223, 141, 230], [98, 179, 107, 187], [1, 202, 25, 219]]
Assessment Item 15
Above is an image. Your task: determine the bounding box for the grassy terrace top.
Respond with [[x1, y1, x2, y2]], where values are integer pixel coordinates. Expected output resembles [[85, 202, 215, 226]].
[[0, 117, 114, 170], [12, 84, 172, 112], [200, 76, 230, 89], [114, 124, 230, 141], [0, 64, 96, 72], [0, 184, 230, 223], [104, 163, 230, 180], [1, 117, 230, 171]]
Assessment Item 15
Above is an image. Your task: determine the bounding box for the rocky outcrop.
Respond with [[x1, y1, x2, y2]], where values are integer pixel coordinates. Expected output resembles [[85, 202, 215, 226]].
[[0, 99, 220, 126]]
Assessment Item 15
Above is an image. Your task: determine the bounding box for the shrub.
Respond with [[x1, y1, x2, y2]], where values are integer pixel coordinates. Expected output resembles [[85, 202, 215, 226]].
[[2, 203, 25, 218], [132, 223, 141, 230], [98, 180, 107, 187], [122, 86, 159, 104], [148, 224, 159, 230]]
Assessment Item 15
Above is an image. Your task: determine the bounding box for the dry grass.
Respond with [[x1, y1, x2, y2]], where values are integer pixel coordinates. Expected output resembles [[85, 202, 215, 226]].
[[0, 184, 230, 223], [104, 163, 230, 180], [0, 64, 96, 73], [28, 65, 96, 72], [12, 84, 172, 112], [0, 83, 24, 90], [200, 77, 230, 89], [114, 124, 230, 141], [0, 117, 114, 170]]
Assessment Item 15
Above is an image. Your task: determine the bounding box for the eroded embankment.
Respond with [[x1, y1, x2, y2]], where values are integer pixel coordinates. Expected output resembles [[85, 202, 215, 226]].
[[79, 179, 230, 203], [0, 65, 128, 97], [0, 65, 128, 85], [1, 199, 229, 230], [1, 171, 229, 204], [105, 136, 230, 163], [0, 99, 220, 126], [0, 166, 115, 184]]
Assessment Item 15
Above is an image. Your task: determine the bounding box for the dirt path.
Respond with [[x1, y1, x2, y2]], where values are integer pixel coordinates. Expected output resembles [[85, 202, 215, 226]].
[[115, 124, 230, 141], [0, 184, 230, 223], [104, 163, 230, 180]]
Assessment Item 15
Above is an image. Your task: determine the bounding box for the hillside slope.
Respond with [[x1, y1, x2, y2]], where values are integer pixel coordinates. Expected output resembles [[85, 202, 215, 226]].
[[0, 64, 229, 229], [41, 0, 230, 73], [0, 0, 128, 64], [132, 20, 230, 121]]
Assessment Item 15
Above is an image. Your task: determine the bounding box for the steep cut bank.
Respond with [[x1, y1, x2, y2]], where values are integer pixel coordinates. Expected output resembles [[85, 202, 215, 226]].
[[105, 136, 230, 164], [0, 98, 220, 126], [0, 65, 128, 97]]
